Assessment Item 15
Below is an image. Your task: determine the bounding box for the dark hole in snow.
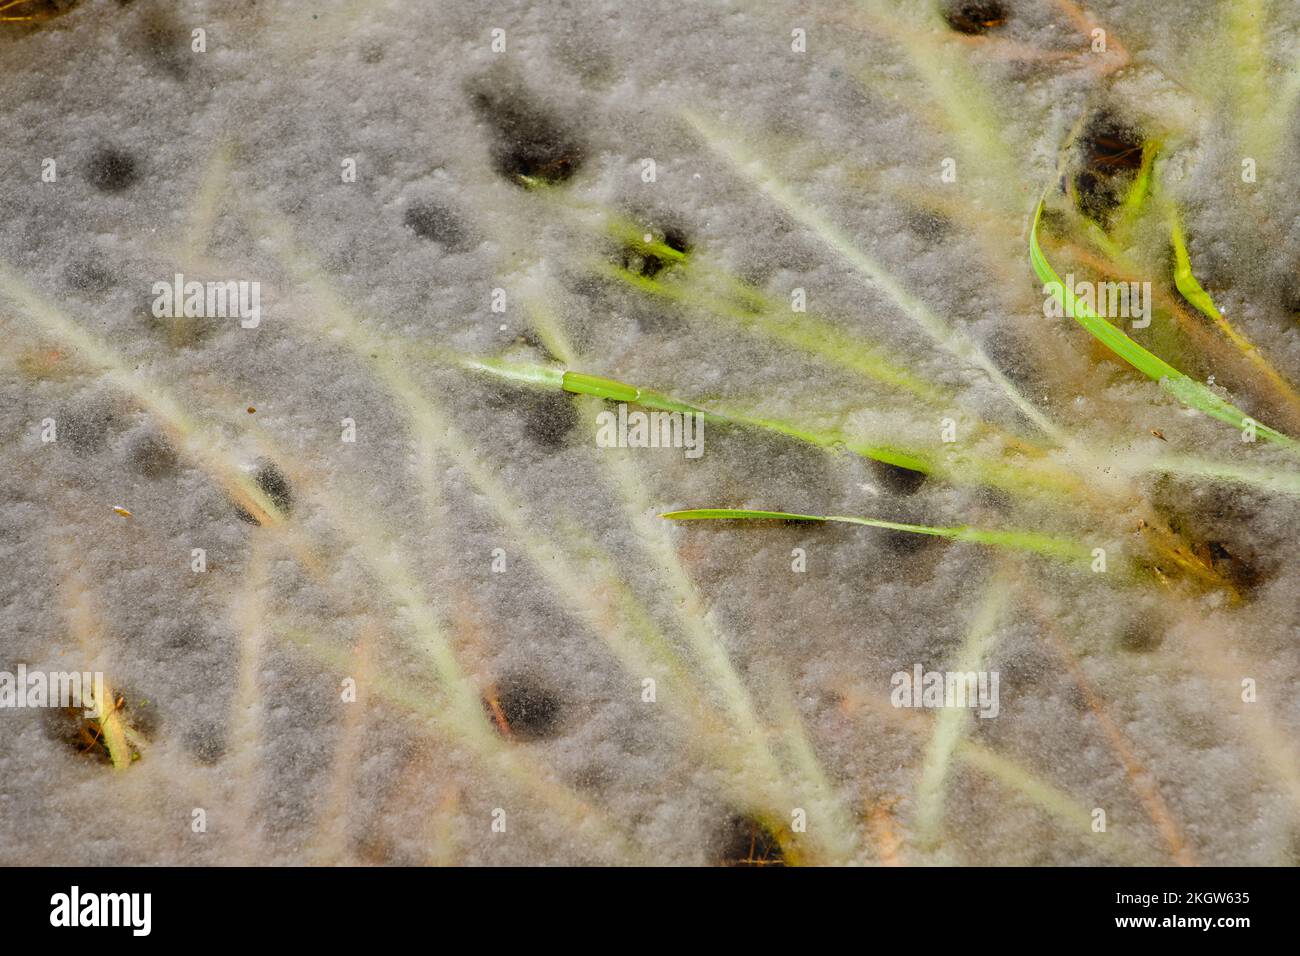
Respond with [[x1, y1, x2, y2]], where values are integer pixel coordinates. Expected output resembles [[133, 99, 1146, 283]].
[[1119, 620, 1163, 653], [485, 383, 579, 450], [1073, 111, 1144, 225], [716, 815, 787, 866], [138, 8, 189, 79], [43, 706, 116, 765], [618, 226, 691, 280], [662, 228, 690, 254], [905, 208, 952, 243], [469, 83, 585, 187], [493, 676, 562, 741], [64, 260, 114, 295], [523, 393, 578, 448], [184, 724, 226, 765], [127, 431, 178, 479], [943, 0, 1008, 35], [403, 201, 470, 250], [255, 461, 293, 514], [870, 458, 928, 496], [879, 528, 942, 555], [1151, 482, 1274, 598], [1206, 540, 1265, 595], [236, 461, 294, 523], [87, 148, 139, 193]]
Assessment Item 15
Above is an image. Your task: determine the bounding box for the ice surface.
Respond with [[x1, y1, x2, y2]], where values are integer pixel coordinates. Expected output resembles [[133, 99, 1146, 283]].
[[1, 0, 1298, 865]]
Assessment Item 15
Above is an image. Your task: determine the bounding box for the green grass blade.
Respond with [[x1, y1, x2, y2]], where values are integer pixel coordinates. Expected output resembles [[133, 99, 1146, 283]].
[[1030, 199, 1298, 450], [462, 355, 565, 390], [1170, 217, 1221, 322], [661, 509, 1093, 562], [1167, 213, 1300, 418], [460, 355, 1094, 497]]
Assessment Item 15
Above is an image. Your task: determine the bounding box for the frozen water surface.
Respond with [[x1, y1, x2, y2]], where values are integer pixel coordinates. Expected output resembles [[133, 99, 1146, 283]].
[[0, 0, 1298, 865]]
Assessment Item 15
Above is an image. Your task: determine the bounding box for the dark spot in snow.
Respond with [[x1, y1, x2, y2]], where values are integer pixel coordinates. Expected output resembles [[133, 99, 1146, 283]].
[[983, 331, 1043, 394], [184, 724, 226, 765], [468, 81, 585, 187], [1280, 274, 1300, 318], [236, 461, 294, 523], [871, 459, 928, 496], [127, 431, 178, 479], [255, 461, 293, 514], [1149, 480, 1276, 599], [138, 7, 189, 79], [493, 676, 562, 741], [1119, 620, 1162, 653], [522, 392, 578, 448], [716, 815, 787, 866], [1073, 111, 1145, 225], [870, 502, 947, 557], [1206, 540, 1265, 594], [485, 383, 578, 450], [43, 706, 115, 765], [516, 328, 562, 365], [42, 686, 152, 765], [906, 208, 952, 243], [943, 0, 1008, 35], [403, 201, 470, 250], [879, 527, 941, 556], [87, 147, 138, 193], [64, 260, 114, 295]]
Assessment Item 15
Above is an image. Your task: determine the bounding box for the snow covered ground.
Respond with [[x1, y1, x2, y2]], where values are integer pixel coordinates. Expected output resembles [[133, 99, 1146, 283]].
[[1, 0, 1298, 865]]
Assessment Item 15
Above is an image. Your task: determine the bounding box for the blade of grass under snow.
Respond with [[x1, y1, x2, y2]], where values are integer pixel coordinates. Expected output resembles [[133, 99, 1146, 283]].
[[661, 509, 1094, 563], [596, 258, 944, 403], [0, 262, 285, 526], [458, 351, 1092, 498], [254, 211, 858, 860], [1136, 454, 1300, 497], [521, 300, 860, 863], [916, 576, 1010, 851], [686, 110, 1070, 446]]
